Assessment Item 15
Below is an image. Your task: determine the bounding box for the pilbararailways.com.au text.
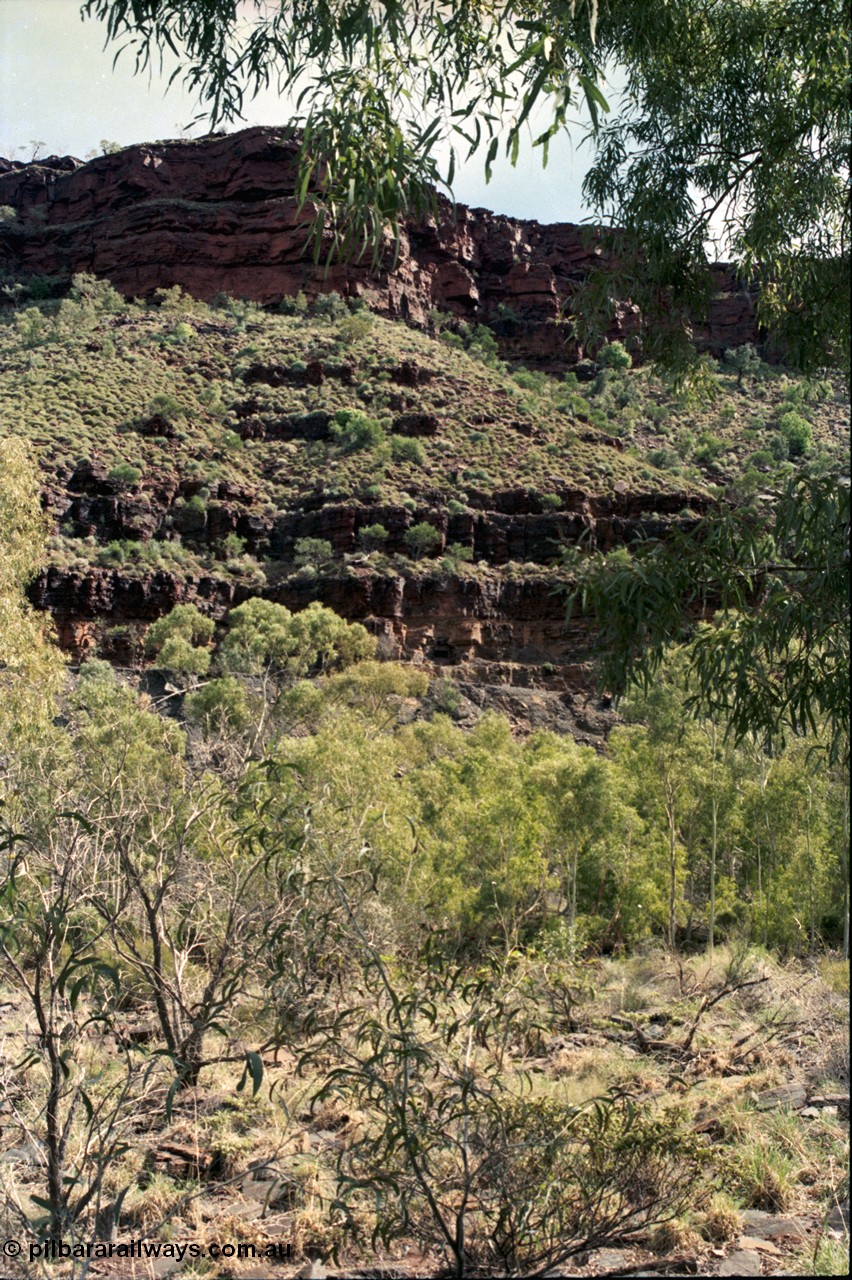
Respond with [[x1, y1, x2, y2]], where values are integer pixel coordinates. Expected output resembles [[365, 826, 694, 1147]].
[[4, 1238, 292, 1264]]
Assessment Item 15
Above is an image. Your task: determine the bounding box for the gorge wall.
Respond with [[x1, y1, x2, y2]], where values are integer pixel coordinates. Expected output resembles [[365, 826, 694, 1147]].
[[0, 126, 760, 373], [1, 126, 737, 740], [26, 457, 707, 740]]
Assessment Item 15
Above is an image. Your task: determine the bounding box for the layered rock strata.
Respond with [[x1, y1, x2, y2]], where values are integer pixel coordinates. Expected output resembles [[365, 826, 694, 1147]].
[[0, 127, 760, 372]]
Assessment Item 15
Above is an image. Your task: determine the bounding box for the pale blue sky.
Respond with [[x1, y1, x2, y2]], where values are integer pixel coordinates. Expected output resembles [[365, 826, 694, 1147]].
[[0, 0, 604, 223]]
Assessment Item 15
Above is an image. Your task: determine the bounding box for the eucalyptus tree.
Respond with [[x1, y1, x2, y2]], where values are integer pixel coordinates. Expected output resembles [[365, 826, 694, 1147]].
[[611, 682, 706, 949], [525, 733, 628, 937], [567, 472, 851, 770]]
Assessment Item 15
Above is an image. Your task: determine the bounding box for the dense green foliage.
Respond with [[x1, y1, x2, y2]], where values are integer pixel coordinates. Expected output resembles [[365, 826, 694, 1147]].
[[8, 591, 845, 960], [566, 473, 851, 769], [580, 0, 850, 376]]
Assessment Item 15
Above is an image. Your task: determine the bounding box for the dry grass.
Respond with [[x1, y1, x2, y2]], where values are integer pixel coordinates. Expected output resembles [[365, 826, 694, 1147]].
[[648, 1218, 703, 1253], [1, 945, 848, 1276], [697, 1193, 743, 1243]]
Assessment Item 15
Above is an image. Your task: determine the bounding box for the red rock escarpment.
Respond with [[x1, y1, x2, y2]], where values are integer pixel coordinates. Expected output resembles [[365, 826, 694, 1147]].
[[30, 560, 592, 682], [0, 127, 760, 372], [57, 456, 707, 564], [30, 560, 619, 740]]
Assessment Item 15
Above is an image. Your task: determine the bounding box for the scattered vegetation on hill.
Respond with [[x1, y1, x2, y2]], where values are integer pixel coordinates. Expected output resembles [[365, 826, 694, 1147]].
[[0, 278, 846, 594]]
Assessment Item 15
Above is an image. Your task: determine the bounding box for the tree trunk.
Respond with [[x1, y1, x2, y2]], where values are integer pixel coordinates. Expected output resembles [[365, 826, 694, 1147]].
[[568, 849, 579, 931], [806, 788, 815, 953], [841, 783, 850, 960], [666, 786, 677, 950], [709, 793, 718, 954], [45, 1048, 68, 1238], [179, 1024, 205, 1089]]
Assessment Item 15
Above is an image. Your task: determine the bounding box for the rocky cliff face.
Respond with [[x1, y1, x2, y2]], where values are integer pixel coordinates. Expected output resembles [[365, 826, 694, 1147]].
[[0, 127, 759, 373], [2, 127, 748, 739], [30, 560, 618, 742], [28, 454, 705, 740], [26, 449, 705, 742]]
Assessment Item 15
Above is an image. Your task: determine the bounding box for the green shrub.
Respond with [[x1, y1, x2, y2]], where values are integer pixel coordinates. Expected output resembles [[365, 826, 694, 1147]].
[[184, 677, 253, 735], [724, 342, 761, 385], [293, 536, 333, 567], [467, 324, 502, 367], [330, 408, 385, 453], [540, 493, 562, 511], [431, 676, 462, 716], [152, 284, 191, 311], [513, 367, 548, 391], [390, 435, 425, 465], [312, 291, 349, 320], [277, 291, 309, 316], [440, 543, 474, 572], [675, 431, 696, 459], [107, 462, 142, 490], [76, 658, 118, 691], [155, 635, 212, 677], [439, 329, 465, 350], [68, 273, 124, 313], [770, 433, 790, 461], [145, 604, 214, 677], [733, 468, 762, 498], [96, 541, 127, 567], [358, 523, 389, 551], [693, 433, 725, 465], [169, 321, 195, 343], [220, 533, 246, 559], [778, 410, 812, 457], [13, 307, 50, 348], [647, 447, 681, 471], [172, 493, 207, 533], [220, 598, 374, 677], [148, 393, 185, 422], [338, 312, 373, 343], [404, 522, 442, 558], [208, 293, 254, 328], [145, 603, 214, 651], [598, 340, 632, 370]]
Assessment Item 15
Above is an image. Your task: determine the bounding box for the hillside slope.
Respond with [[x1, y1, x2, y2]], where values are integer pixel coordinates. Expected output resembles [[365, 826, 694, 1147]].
[[1, 277, 847, 739]]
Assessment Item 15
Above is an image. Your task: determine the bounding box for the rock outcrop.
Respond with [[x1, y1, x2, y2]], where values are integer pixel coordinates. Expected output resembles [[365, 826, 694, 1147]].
[[57, 455, 707, 565], [30, 560, 619, 742], [0, 126, 760, 372]]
